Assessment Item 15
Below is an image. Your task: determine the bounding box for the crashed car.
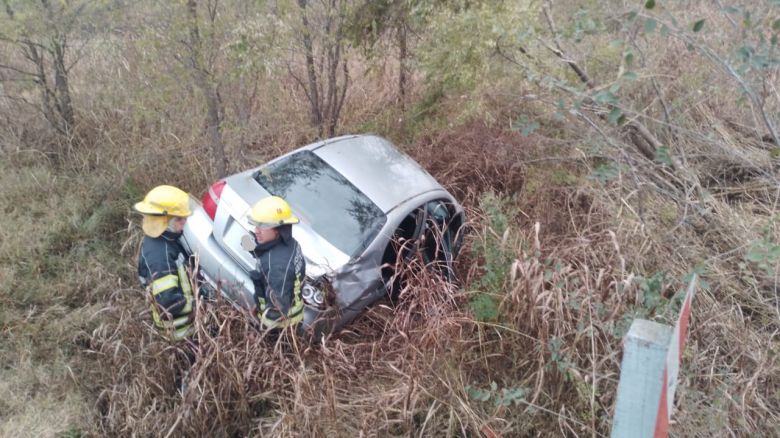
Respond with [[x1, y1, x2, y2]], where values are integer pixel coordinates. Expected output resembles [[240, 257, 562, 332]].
[[182, 134, 465, 335]]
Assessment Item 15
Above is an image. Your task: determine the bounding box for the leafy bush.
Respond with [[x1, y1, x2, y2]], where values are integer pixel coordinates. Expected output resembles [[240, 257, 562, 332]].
[[468, 192, 517, 321], [466, 381, 528, 407]]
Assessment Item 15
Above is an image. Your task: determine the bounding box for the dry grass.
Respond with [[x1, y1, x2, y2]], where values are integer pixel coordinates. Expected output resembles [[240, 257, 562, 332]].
[[82, 146, 650, 437], [7, 102, 778, 437], [2, 1, 780, 436], [0, 151, 128, 437], [87, 221, 632, 437]]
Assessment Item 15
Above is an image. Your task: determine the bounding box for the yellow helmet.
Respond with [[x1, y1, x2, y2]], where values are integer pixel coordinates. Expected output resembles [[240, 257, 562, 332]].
[[248, 196, 299, 228], [134, 185, 192, 217], [134, 185, 192, 237]]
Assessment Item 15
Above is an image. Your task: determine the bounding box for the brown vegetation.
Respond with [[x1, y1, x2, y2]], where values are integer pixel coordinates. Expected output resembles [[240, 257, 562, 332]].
[[1, 0, 779, 436], [88, 224, 632, 436]]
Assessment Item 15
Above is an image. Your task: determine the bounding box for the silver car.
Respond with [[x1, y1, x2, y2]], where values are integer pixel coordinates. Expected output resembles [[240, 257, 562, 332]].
[[182, 135, 465, 335]]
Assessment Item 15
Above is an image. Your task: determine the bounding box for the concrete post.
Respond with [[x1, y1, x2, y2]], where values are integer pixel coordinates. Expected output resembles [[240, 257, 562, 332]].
[[611, 275, 697, 438], [611, 319, 673, 438]]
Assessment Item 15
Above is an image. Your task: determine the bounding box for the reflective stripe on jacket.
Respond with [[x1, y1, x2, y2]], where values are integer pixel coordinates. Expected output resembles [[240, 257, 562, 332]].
[[249, 225, 305, 330], [138, 230, 195, 340]]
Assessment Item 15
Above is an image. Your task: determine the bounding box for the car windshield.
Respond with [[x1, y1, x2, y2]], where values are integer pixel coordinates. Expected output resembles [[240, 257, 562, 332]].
[[254, 150, 386, 257]]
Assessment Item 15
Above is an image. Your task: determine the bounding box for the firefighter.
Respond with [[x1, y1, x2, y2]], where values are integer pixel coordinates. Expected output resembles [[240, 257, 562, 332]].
[[245, 196, 305, 334], [135, 185, 196, 341]]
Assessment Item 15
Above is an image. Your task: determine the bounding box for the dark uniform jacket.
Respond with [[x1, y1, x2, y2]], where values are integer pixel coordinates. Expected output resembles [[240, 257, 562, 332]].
[[249, 225, 305, 327], [138, 230, 193, 321]]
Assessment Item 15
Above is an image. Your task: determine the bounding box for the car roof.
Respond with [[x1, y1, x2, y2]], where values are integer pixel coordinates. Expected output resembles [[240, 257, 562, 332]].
[[311, 135, 444, 213]]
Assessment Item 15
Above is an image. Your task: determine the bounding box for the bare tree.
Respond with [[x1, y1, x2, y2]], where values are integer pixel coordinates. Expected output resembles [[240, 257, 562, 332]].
[[347, 0, 419, 114], [182, 0, 227, 177], [397, 13, 408, 110], [291, 0, 350, 138], [0, 0, 87, 136]]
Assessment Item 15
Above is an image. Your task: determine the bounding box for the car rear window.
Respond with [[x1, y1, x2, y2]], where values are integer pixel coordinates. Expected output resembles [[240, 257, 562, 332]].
[[254, 150, 386, 257]]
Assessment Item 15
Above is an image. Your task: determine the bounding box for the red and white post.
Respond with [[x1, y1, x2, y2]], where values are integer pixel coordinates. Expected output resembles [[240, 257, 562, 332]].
[[611, 275, 697, 438]]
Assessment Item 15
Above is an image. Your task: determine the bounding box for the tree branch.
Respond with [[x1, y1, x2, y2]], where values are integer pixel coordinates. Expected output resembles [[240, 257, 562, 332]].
[[0, 62, 38, 77], [541, 0, 677, 168], [287, 63, 314, 106], [66, 34, 93, 73], [708, 49, 780, 149], [648, 13, 780, 151], [542, 2, 595, 88]]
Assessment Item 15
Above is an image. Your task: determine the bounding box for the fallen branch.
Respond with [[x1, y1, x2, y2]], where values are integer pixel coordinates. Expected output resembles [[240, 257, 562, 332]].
[[541, 2, 665, 164], [541, 1, 708, 191]]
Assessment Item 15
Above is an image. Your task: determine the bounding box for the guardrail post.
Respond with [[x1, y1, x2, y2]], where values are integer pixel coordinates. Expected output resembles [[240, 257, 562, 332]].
[[611, 319, 673, 437], [611, 275, 697, 438]]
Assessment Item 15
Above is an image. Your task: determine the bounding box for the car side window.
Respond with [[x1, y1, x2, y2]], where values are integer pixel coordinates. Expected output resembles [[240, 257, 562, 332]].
[[380, 207, 423, 287], [421, 200, 459, 280], [382, 199, 464, 293]]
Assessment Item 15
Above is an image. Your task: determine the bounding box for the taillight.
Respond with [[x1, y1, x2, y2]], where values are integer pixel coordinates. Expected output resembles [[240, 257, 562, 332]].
[[202, 180, 226, 221]]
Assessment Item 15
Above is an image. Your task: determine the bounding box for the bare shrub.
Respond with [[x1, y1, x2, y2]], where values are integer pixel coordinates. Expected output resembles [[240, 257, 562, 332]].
[[87, 257, 467, 436], [408, 122, 530, 205], [89, 193, 647, 437]]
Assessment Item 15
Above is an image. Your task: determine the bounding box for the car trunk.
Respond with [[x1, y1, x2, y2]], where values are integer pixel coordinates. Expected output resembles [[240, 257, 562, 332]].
[[212, 173, 351, 279]]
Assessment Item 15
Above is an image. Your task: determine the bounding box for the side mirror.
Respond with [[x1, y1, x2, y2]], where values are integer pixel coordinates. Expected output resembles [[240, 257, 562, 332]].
[[240, 234, 256, 252]]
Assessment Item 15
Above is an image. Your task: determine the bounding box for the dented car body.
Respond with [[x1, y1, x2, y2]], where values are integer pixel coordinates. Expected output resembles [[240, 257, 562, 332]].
[[182, 135, 465, 335]]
